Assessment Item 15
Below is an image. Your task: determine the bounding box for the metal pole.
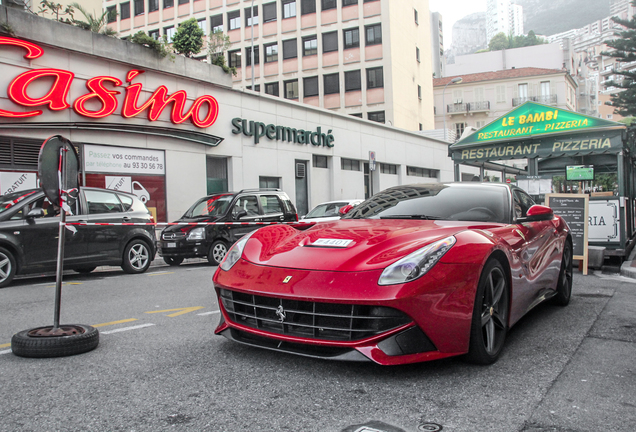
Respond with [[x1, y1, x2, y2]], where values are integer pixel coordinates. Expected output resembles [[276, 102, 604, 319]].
[[442, 82, 448, 142], [53, 146, 67, 330], [250, 0, 255, 91]]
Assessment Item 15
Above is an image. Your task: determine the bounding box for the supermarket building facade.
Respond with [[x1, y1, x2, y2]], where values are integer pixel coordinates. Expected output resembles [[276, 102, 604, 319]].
[[0, 8, 452, 221]]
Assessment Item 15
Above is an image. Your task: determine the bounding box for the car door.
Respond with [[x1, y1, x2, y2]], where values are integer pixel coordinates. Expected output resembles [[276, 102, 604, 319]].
[[229, 194, 261, 243], [513, 189, 559, 305], [80, 189, 128, 262], [17, 194, 87, 270]]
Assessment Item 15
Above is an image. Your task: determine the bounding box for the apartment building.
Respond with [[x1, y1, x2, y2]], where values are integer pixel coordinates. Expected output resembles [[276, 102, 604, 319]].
[[104, 0, 434, 132], [433, 67, 577, 141], [485, 0, 523, 43]]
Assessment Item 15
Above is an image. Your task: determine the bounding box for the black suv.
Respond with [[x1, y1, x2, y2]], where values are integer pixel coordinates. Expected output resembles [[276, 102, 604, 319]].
[[158, 189, 297, 266], [0, 187, 156, 288]]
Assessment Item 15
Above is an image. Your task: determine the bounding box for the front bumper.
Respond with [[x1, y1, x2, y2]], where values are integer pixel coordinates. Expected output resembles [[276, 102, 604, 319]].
[[213, 259, 480, 365], [157, 240, 207, 258]]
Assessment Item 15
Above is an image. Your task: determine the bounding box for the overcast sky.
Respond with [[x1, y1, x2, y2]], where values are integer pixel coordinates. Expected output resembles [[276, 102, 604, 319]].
[[428, 0, 487, 47]]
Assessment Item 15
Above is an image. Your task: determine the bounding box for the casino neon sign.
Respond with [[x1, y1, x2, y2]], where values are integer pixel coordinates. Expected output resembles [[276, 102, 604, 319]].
[[0, 37, 219, 128]]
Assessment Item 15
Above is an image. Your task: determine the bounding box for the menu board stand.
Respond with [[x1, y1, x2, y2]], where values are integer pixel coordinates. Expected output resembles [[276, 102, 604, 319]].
[[545, 193, 589, 275]]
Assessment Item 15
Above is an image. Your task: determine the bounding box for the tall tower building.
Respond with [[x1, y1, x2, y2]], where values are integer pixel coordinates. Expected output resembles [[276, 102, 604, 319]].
[[486, 0, 524, 43], [104, 0, 434, 132], [430, 11, 444, 79]]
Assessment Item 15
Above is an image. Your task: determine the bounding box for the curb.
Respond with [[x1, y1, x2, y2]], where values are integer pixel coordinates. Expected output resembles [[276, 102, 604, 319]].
[[620, 246, 636, 278]]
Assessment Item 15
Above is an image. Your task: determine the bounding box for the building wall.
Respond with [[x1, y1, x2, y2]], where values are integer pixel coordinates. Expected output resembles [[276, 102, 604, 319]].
[[0, 6, 452, 222]]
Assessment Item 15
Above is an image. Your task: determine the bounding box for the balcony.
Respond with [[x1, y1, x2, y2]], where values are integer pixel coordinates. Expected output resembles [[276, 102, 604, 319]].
[[468, 101, 490, 112], [512, 95, 557, 106], [444, 101, 490, 114], [447, 103, 468, 114]]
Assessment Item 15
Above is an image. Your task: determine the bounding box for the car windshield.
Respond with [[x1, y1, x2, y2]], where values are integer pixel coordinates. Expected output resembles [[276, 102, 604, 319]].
[[304, 202, 349, 218], [186, 194, 233, 218], [0, 189, 39, 214], [343, 184, 509, 223]]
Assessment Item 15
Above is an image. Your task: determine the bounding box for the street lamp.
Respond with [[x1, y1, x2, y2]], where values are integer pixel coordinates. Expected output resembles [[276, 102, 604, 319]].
[[442, 76, 463, 142]]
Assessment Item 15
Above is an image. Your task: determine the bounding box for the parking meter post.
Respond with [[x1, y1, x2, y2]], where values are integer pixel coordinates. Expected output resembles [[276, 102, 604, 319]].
[[52, 146, 67, 330]]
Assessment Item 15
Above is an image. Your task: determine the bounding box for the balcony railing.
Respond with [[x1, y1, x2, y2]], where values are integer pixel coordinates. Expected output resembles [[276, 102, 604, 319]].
[[447, 103, 468, 113], [512, 95, 557, 106], [445, 101, 491, 114], [468, 101, 491, 112]]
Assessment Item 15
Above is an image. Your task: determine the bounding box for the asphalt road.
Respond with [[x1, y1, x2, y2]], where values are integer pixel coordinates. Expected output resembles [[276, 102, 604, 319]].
[[0, 263, 634, 432]]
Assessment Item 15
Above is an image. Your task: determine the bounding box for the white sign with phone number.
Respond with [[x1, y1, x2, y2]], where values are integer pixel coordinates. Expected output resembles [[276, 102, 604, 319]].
[[84, 144, 165, 175]]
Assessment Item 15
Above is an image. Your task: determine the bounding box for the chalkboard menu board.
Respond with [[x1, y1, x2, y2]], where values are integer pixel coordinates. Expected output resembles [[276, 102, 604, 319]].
[[546, 194, 589, 275]]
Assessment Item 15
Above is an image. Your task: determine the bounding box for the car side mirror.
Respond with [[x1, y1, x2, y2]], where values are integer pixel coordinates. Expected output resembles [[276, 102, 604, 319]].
[[26, 208, 45, 218], [339, 204, 354, 216], [517, 205, 553, 223], [234, 209, 248, 220]]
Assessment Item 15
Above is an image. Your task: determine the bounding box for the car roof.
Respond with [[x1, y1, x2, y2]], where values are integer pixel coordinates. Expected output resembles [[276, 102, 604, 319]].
[[313, 199, 363, 205]]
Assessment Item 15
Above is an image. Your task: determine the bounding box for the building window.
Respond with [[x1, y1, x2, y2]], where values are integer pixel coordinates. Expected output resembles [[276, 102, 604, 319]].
[[455, 122, 466, 137], [407, 166, 438, 178], [380, 163, 397, 175], [518, 83, 528, 98], [228, 49, 241, 68], [365, 24, 381, 45], [350, 113, 362, 118], [304, 76, 319, 97], [283, 38, 297, 59], [368, 111, 385, 123], [345, 70, 361, 92], [228, 10, 240, 30], [341, 158, 361, 171], [107, 6, 117, 22], [366, 67, 383, 88], [163, 0, 173, 8], [164, 25, 175, 42], [282, 0, 297, 18], [322, 31, 338, 53], [246, 84, 261, 92], [259, 177, 280, 189], [496, 85, 505, 103], [263, 2, 277, 22], [245, 6, 258, 26], [301, 0, 316, 15], [343, 0, 357, 5], [303, 35, 317, 56], [245, 46, 260, 66], [178, 0, 189, 4], [134, 0, 144, 15], [120, 2, 130, 20], [265, 43, 278, 62], [475, 121, 485, 128], [148, 29, 160, 39], [324, 73, 339, 94], [419, 123, 423, 131], [210, 14, 223, 32], [414, 9, 418, 24], [313, 155, 328, 168], [284, 80, 299, 99], [418, 85, 422, 100], [416, 46, 420, 62], [343, 28, 359, 49], [265, 82, 279, 97], [197, 19, 207, 34], [148, 0, 159, 12], [322, 0, 336, 11]]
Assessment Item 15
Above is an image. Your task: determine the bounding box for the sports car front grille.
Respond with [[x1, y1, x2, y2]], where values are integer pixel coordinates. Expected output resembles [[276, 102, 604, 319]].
[[219, 289, 412, 342]]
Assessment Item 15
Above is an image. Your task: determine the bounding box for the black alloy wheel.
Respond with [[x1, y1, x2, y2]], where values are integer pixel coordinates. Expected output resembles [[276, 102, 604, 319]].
[[552, 240, 573, 306], [163, 256, 184, 266], [0, 247, 17, 288], [465, 259, 509, 365], [122, 239, 152, 274], [208, 240, 228, 266]]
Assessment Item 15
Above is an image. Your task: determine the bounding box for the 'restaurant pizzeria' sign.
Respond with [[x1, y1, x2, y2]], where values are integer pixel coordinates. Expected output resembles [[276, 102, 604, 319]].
[[0, 37, 219, 128]]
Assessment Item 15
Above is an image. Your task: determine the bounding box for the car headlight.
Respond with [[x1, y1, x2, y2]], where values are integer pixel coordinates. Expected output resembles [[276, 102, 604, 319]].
[[378, 236, 456, 286], [186, 227, 206, 241], [220, 230, 257, 271]]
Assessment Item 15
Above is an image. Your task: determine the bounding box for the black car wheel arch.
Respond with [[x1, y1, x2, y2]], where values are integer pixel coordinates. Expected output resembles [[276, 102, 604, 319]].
[[0, 246, 17, 288]]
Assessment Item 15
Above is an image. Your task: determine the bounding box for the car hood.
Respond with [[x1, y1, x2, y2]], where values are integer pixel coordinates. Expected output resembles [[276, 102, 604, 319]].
[[243, 219, 497, 271], [162, 215, 224, 232]]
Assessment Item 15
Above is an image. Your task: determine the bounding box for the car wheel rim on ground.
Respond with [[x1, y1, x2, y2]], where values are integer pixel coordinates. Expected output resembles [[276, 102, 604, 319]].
[[129, 243, 149, 270], [0, 251, 12, 284], [212, 243, 227, 264], [480, 265, 508, 356]]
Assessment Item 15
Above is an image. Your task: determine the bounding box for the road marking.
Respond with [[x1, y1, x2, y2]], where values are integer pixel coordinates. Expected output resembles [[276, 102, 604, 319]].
[[92, 318, 138, 328], [45, 282, 83, 288], [0, 342, 10, 348], [147, 271, 174, 276], [100, 323, 155, 334], [198, 311, 220, 316], [145, 306, 204, 317], [0, 349, 11, 355]]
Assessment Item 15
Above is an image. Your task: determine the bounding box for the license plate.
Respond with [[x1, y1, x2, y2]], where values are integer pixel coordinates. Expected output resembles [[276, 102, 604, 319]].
[[165, 242, 177, 248], [312, 238, 353, 248]]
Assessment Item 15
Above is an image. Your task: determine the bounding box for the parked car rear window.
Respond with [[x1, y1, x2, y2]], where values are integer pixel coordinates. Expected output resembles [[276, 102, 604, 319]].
[[85, 190, 124, 214], [260, 195, 283, 214]]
